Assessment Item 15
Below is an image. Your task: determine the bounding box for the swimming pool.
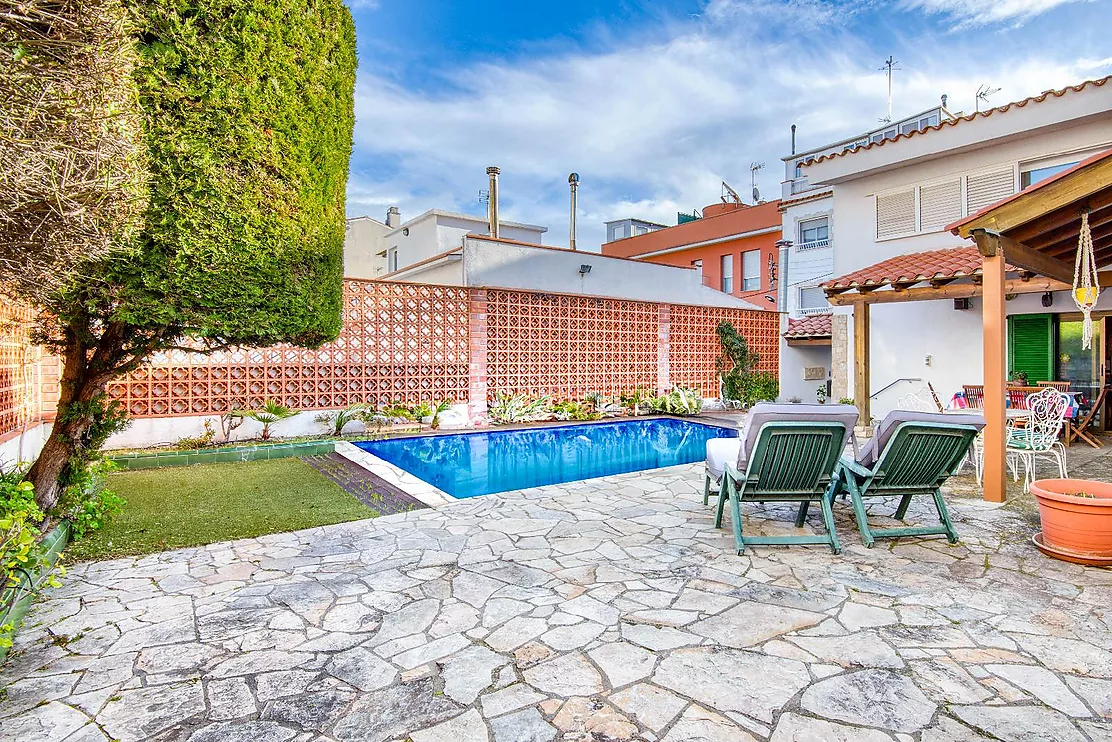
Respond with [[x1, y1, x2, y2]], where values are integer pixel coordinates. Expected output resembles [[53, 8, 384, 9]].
[[355, 418, 737, 499]]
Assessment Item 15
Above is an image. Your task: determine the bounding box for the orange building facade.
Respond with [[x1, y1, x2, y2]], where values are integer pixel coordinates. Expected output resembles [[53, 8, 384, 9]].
[[600, 200, 783, 309]]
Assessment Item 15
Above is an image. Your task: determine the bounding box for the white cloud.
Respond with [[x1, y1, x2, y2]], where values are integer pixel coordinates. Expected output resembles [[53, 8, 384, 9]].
[[347, 3, 1111, 249], [901, 0, 1091, 28]]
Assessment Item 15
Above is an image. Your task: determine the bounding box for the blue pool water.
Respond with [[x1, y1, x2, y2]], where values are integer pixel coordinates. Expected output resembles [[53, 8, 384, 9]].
[[356, 418, 738, 499]]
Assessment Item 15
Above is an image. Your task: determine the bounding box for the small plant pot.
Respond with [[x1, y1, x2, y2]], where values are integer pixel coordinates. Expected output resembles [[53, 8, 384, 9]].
[[1031, 478, 1112, 565]]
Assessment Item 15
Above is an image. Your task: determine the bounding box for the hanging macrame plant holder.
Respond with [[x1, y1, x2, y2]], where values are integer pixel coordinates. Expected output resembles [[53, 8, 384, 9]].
[[1072, 209, 1100, 350]]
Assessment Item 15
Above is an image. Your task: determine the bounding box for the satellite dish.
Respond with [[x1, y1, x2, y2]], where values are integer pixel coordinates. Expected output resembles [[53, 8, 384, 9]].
[[752, 186, 761, 203]]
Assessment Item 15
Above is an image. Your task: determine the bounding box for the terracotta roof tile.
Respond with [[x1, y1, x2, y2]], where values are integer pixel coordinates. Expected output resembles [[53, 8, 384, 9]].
[[822, 246, 1016, 291], [803, 75, 1111, 167], [784, 313, 832, 338]]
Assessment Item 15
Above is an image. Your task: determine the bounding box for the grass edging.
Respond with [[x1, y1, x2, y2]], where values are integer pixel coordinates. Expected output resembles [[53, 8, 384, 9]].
[[108, 440, 338, 470], [0, 521, 71, 663]]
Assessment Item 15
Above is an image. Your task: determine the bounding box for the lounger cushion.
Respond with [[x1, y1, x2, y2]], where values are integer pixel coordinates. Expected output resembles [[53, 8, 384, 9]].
[[706, 438, 742, 480], [740, 403, 859, 465], [859, 410, 985, 467]]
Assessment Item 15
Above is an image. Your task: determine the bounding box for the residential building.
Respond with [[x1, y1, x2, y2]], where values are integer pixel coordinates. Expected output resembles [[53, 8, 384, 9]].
[[343, 208, 400, 279], [782, 75, 1112, 418], [777, 103, 957, 403], [600, 200, 783, 309], [604, 217, 668, 243], [387, 234, 762, 309], [382, 209, 548, 275]]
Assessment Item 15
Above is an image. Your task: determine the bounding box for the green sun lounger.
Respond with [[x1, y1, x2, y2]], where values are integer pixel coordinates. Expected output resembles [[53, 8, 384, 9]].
[[834, 411, 983, 548]]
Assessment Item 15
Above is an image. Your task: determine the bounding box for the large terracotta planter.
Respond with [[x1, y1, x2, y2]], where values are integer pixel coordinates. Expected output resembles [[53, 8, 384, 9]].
[[1031, 478, 1112, 565]]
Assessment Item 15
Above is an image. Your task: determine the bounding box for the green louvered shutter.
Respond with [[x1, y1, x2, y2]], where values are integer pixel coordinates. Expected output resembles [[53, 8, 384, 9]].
[[1008, 314, 1054, 383]]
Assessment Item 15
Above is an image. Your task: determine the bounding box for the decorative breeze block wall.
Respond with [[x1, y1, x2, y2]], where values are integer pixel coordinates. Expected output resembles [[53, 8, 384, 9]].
[[669, 304, 781, 397], [0, 301, 53, 441]]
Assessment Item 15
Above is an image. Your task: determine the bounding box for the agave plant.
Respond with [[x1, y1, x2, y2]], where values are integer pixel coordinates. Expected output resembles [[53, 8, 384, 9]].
[[239, 399, 297, 440], [330, 402, 371, 436], [489, 392, 550, 424], [430, 399, 452, 429]]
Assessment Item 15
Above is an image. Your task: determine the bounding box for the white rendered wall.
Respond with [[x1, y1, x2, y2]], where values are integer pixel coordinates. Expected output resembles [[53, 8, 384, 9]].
[[779, 344, 833, 404], [461, 238, 761, 308], [781, 195, 835, 316], [387, 213, 548, 273], [344, 217, 390, 279], [0, 424, 51, 469]]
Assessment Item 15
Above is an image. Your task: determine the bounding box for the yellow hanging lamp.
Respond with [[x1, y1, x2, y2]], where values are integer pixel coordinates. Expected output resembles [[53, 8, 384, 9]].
[[1072, 207, 1100, 350]]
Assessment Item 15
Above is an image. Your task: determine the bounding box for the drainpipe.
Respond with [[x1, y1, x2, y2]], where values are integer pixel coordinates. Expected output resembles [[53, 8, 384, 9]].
[[486, 166, 500, 239], [776, 239, 791, 313], [568, 173, 579, 250]]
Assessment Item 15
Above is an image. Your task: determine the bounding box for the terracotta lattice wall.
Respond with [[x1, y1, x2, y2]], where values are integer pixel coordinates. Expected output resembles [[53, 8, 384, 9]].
[[0, 301, 57, 442], [2, 279, 780, 432], [669, 304, 781, 397]]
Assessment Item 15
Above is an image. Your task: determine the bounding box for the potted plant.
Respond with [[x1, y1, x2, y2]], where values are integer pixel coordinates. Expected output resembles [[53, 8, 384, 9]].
[[1030, 478, 1112, 565]]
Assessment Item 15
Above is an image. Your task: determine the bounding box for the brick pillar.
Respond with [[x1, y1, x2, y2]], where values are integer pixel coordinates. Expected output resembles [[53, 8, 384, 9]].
[[657, 304, 671, 394], [468, 289, 489, 426]]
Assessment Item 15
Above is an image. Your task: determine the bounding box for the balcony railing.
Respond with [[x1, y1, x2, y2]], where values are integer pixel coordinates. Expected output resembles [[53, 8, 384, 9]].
[[796, 238, 830, 252], [798, 305, 831, 315]]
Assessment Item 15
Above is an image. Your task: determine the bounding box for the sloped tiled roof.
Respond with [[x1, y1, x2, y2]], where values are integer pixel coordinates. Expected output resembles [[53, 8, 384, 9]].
[[803, 75, 1111, 166], [784, 313, 832, 339], [822, 246, 1016, 291]]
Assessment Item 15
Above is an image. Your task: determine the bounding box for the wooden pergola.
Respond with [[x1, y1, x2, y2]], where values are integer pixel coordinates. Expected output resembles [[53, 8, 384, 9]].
[[823, 148, 1112, 502]]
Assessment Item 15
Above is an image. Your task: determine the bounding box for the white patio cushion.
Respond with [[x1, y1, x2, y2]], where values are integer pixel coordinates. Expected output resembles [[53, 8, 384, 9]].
[[858, 410, 986, 467], [706, 438, 742, 480]]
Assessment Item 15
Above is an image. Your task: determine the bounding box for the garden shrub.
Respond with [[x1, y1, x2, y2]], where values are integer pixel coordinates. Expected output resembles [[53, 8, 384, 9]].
[[741, 371, 779, 406], [53, 461, 125, 540], [0, 476, 61, 649], [716, 321, 761, 404]]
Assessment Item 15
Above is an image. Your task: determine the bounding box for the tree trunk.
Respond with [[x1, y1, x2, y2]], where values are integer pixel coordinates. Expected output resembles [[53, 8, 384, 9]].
[[26, 330, 108, 511]]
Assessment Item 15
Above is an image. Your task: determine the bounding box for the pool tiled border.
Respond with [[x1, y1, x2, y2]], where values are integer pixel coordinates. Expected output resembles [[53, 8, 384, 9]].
[[333, 441, 456, 507]]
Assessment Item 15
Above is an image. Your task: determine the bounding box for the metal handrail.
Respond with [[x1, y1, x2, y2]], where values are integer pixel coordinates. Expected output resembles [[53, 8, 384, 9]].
[[871, 377, 924, 399]]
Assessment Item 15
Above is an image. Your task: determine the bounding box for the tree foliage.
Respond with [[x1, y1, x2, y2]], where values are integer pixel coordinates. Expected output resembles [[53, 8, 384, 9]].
[[0, 0, 147, 302], [26, 0, 357, 508], [716, 321, 760, 403]]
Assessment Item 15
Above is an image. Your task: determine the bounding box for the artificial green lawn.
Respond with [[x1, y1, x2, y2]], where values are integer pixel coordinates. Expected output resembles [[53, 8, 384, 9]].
[[67, 458, 377, 561]]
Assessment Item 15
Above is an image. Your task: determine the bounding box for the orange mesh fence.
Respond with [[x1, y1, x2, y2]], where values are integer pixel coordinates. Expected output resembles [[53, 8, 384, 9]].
[[485, 290, 660, 400], [669, 304, 781, 397], [1, 280, 781, 428]]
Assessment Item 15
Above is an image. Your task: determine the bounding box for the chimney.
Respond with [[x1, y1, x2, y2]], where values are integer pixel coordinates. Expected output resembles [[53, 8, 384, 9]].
[[486, 166, 500, 239], [385, 206, 401, 228], [568, 173, 579, 251]]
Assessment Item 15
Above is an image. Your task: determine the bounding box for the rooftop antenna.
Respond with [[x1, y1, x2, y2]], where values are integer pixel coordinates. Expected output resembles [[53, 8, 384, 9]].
[[750, 162, 765, 203], [721, 180, 743, 205], [879, 55, 900, 123], [975, 83, 1001, 113]]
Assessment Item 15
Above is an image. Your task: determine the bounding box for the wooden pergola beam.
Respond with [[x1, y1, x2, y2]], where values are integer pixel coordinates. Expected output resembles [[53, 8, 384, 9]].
[[973, 229, 1074, 284], [823, 276, 1071, 305], [1003, 189, 1112, 244]]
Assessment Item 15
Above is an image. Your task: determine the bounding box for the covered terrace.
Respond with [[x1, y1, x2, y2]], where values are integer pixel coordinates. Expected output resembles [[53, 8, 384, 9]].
[[823, 148, 1112, 502]]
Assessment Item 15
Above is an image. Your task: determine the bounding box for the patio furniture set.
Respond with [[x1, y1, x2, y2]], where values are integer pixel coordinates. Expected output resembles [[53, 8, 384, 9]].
[[703, 403, 985, 555]]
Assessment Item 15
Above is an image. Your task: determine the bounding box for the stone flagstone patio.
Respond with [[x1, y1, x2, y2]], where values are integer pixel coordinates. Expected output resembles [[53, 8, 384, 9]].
[[2, 463, 1112, 742]]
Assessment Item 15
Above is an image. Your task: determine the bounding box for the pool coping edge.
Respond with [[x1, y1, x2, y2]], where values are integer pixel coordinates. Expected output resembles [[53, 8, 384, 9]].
[[333, 441, 457, 507]]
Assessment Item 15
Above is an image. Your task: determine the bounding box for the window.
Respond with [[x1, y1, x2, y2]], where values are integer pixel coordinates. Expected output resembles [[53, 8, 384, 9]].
[[721, 254, 734, 294], [1021, 161, 1077, 189], [742, 250, 760, 291], [798, 286, 828, 314], [876, 189, 916, 239], [609, 223, 628, 242], [633, 224, 648, 236], [387, 247, 399, 272], [965, 167, 1015, 213], [798, 217, 829, 250], [919, 179, 962, 230]]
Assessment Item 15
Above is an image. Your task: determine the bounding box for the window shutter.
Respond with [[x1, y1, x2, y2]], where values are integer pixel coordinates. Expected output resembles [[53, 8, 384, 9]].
[[876, 190, 915, 239], [1008, 314, 1053, 383], [966, 167, 1015, 213], [919, 179, 961, 230]]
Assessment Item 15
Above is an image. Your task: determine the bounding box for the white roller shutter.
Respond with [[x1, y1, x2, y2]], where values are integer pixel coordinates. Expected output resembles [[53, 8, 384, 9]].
[[966, 167, 1015, 213], [876, 189, 916, 239], [919, 179, 962, 230]]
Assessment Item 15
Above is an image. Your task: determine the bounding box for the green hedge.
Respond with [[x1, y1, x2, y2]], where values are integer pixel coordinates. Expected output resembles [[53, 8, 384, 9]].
[[109, 0, 357, 346]]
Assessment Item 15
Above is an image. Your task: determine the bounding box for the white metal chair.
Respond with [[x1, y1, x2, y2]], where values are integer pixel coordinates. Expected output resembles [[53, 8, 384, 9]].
[[896, 389, 937, 413], [1005, 387, 1069, 492]]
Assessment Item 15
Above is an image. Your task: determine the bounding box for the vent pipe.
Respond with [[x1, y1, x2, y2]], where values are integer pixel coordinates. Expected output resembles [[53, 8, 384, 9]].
[[568, 172, 579, 251], [790, 124, 797, 156], [486, 166, 500, 239]]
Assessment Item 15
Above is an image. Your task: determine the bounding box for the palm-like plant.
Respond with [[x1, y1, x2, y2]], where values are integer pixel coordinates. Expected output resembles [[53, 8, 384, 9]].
[[239, 399, 297, 440], [331, 402, 371, 436]]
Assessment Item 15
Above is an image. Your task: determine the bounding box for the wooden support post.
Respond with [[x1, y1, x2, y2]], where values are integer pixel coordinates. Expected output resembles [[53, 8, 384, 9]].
[[854, 302, 870, 426], [980, 248, 1008, 503]]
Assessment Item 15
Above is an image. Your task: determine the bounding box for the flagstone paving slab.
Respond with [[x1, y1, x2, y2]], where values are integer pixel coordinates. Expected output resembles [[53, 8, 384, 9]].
[[3, 463, 1112, 741]]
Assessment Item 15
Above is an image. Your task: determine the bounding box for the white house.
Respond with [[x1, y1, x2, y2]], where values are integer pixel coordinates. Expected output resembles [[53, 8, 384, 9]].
[[343, 209, 399, 279], [385, 234, 762, 309], [777, 103, 956, 403], [381, 209, 547, 274], [783, 75, 1112, 419]]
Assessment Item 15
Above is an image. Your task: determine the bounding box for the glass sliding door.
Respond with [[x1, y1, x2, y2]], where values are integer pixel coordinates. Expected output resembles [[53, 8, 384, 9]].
[[1057, 315, 1105, 430]]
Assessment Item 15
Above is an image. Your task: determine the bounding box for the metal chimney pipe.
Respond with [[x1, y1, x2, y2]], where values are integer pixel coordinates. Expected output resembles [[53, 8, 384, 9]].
[[568, 172, 579, 251], [790, 124, 797, 156], [486, 166, 500, 239]]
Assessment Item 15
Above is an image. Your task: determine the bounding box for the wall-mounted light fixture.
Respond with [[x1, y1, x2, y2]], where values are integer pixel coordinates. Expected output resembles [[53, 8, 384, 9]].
[[578, 264, 592, 275], [1041, 291, 1054, 308]]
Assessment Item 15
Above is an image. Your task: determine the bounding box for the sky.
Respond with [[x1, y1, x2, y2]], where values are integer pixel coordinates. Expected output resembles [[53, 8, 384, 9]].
[[347, 0, 1112, 251]]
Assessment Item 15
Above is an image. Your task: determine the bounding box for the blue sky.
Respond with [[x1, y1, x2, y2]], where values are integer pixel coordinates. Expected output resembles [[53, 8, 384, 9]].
[[347, 0, 1112, 249]]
